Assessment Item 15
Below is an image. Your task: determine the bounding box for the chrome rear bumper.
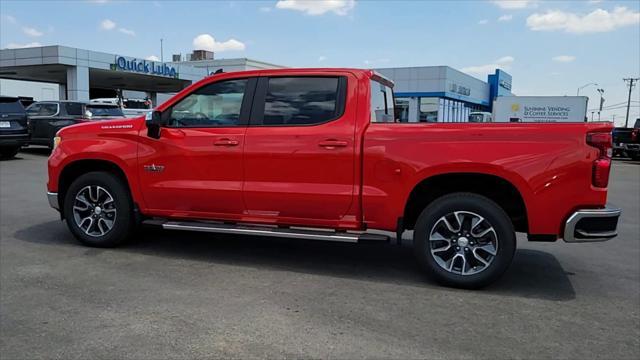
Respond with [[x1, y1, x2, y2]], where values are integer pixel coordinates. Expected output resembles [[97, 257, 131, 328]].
[[563, 205, 621, 243], [47, 191, 59, 210]]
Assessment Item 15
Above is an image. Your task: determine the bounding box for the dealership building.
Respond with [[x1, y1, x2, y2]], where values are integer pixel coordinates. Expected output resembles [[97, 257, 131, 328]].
[[375, 66, 513, 122], [1, 45, 512, 122], [0, 45, 284, 105]]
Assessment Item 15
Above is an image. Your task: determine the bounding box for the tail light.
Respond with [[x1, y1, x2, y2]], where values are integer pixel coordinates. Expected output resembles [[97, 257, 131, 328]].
[[632, 129, 638, 142], [587, 131, 612, 188]]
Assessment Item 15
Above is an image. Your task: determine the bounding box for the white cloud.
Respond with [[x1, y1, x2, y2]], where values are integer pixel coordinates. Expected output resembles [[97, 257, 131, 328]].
[[552, 55, 576, 63], [193, 34, 246, 52], [527, 6, 640, 33], [22, 26, 43, 37], [4, 42, 42, 49], [276, 0, 355, 16], [118, 28, 135, 36], [491, 0, 536, 9], [146, 55, 160, 61], [2, 15, 17, 24], [462, 56, 514, 77], [100, 19, 116, 30], [498, 14, 513, 22], [478, 19, 489, 25], [318, 56, 327, 62], [588, 0, 603, 4], [260, 6, 272, 12]]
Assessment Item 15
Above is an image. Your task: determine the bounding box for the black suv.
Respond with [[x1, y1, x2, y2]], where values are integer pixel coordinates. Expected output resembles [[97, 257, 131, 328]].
[[0, 96, 30, 159], [27, 101, 125, 148]]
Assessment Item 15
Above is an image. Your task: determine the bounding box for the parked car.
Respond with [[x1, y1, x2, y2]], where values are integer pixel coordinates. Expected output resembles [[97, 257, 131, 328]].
[[612, 127, 633, 157], [0, 96, 30, 159], [27, 101, 125, 148], [90, 97, 152, 118], [47, 68, 621, 289], [622, 119, 640, 160]]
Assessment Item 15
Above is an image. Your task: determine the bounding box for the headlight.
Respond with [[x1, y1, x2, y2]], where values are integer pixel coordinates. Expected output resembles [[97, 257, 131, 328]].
[[53, 136, 62, 149]]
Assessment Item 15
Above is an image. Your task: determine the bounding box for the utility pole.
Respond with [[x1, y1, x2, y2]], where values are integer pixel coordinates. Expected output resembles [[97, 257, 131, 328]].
[[160, 38, 164, 63], [623, 78, 639, 128]]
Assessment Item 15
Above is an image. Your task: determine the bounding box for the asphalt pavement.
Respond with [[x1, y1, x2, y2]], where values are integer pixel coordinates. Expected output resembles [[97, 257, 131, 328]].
[[1, 148, 639, 359]]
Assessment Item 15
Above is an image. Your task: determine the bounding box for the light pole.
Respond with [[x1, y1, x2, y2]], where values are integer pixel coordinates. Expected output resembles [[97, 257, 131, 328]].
[[577, 82, 598, 96], [597, 88, 605, 121]]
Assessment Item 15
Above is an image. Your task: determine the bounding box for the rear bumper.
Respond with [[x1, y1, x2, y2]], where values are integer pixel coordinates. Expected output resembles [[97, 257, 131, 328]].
[[0, 134, 29, 147], [47, 191, 59, 211], [563, 205, 621, 243], [623, 143, 640, 155]]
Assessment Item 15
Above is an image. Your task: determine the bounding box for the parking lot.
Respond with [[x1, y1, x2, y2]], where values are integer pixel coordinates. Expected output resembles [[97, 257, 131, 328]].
[[1, 149, 638, 359]]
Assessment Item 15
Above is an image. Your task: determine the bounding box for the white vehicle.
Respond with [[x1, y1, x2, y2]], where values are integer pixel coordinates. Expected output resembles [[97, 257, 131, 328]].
[[90, 98, 152, 118], [469, 112, 492, 122], [493, 96, 588, 123]]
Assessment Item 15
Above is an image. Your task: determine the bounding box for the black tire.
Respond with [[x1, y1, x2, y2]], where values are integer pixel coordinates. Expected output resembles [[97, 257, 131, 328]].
[[0, 146, 20, 160], [63, 171, 133, 247], [413, 193, 516, 289]]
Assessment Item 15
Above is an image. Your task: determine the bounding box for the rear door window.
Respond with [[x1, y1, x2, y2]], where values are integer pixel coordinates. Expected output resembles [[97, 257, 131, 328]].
[[65, 102, 85, 116], [255, 76, 346, 126]]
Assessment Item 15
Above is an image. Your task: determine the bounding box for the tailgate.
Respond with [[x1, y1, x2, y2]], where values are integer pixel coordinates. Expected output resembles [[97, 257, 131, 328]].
[[0, 114, 29, 135]]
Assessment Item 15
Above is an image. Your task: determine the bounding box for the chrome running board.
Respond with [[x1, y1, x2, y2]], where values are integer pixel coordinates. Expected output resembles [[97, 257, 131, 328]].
[[146, 220, 389, 243]]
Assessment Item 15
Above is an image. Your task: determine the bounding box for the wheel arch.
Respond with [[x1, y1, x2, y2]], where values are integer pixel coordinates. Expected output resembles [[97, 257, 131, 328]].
[[402, 172, 529, 233], [57, 159, 137, 216]]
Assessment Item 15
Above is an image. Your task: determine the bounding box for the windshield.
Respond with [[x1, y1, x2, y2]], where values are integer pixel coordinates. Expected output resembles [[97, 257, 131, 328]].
[[86, 105, 124, 117], [0, 99, 25, 114]]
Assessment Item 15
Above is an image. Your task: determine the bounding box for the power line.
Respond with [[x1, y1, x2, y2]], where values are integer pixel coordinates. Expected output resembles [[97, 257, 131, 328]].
[[623, 78, 639, 128]]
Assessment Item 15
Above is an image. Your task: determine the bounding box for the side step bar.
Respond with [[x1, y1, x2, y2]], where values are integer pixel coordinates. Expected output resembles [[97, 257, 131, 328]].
[[145, 220, 390, 244]]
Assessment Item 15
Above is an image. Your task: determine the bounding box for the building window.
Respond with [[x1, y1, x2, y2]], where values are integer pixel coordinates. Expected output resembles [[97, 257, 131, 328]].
[[395, 98, 409, 122], [370, 80, 395, 123], [419, 97, 439, 122]]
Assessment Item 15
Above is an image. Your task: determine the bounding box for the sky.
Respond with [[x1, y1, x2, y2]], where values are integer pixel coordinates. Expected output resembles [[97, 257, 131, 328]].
[[1, 0, 639, 125]]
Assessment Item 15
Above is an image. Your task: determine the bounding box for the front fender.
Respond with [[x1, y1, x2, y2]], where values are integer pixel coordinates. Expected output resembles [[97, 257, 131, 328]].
[[47, 136, 144, 209]]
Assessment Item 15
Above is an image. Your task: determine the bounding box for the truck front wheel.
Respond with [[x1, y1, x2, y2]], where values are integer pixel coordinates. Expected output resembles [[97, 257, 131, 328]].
[[63, 171, 133, 247], [413, 193, 516, 289]]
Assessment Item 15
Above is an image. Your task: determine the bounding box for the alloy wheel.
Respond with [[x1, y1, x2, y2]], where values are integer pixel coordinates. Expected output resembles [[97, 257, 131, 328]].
[[429, 211, 498, 276], [72, 185, 117, 237]]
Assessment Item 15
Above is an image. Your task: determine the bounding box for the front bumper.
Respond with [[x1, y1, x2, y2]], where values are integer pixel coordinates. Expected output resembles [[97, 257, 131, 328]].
[[563, 205, 621, 243], [47, 192, 59, 211]]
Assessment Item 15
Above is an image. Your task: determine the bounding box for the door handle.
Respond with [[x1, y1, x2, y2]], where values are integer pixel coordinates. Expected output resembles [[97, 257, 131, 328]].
[[318, 139, 348, 149], [214, 138, 239, 146]]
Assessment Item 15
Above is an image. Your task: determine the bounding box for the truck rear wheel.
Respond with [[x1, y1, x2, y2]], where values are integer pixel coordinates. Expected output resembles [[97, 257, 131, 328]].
[[413, 193, 516, 289], [63, 171, 133, 247]]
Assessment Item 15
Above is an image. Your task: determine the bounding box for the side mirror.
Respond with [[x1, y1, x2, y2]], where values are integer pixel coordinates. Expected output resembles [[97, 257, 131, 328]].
[[146, 110, 162, 139]]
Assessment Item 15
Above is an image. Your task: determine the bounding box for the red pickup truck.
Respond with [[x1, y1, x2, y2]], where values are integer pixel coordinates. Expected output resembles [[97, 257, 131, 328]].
[[47, 68, 621, 288]]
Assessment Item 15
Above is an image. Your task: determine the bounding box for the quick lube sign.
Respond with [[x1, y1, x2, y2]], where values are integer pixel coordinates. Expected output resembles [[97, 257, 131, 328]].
[[493, 96, 588, 122], [111, 56, 178, 78]]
